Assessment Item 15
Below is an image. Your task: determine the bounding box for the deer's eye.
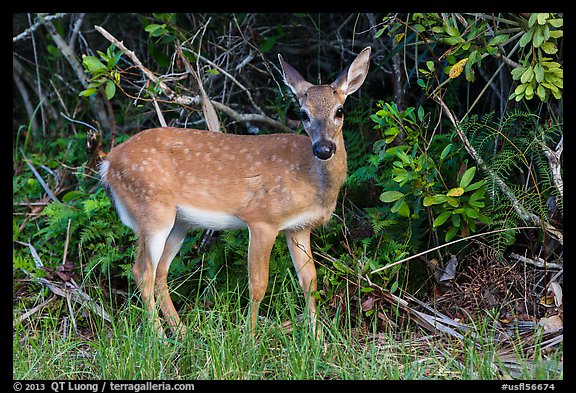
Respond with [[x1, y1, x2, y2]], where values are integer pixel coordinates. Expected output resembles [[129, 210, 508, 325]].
[[335, 107, 344, 118], [300, 110, 310, 122]]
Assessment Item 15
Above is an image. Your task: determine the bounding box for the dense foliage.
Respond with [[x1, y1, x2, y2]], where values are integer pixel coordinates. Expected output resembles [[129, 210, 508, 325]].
[[13, 13, 563, 329]]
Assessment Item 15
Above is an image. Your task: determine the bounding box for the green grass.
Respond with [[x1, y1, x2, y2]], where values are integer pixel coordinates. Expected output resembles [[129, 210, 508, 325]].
[[13, 277, 563, 380]]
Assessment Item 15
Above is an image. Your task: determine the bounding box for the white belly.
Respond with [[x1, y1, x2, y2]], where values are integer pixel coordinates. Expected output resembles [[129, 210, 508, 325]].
[[176, 205, 247, 230]]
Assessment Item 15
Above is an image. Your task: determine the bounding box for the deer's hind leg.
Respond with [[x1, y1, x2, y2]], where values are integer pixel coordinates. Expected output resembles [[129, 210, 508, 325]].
[[133, 208, 177, 337], [154, 219, 190, 337]]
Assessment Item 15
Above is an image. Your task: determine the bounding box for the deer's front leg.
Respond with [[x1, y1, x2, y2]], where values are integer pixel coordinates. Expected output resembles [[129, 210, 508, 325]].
[[285, 228, 318, 335], [247, 223, 278, 334]]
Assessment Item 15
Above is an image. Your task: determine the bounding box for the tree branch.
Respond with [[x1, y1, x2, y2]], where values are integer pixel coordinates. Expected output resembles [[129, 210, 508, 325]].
[[13, 13, 68, 43]]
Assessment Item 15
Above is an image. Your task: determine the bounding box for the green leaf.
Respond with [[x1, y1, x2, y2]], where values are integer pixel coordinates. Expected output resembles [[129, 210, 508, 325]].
[[442, 36, 463, 46], [423, 194, 448, 207], [259, 36, 277, 53], [445, 226, 458, 242], [532, 27, 544, 47], [446, 197, 459, 207], [536, 84, 547, 101], [145, 23, 168, 37], [464, 180, 486, 192], [62, 190, 85, 203], [459, 166, 476, 189], [380, 191, 405, 203], [417, 106, 424, 122], [451, 213, 461, 227], [465, 207, 479, 218], [395, 149, 412, 165], [519, 27, 534, 47], [78, 88, 97, 97], [104, 80, 116, 100], [390, 198, 403, 214], [537, 13, 549, 25], [488, 34, 509, 46], [534, 64, 545, 83], [520, 66, 534, 83], [541, 41, 558, 54], [528, 13, 538, 27], [446, 187, 464, 197], [82, 56, 107, 74], [397, 201, 410, 217], [511, 66, 526, 80], [433, 211, 451, 227], [548, 18, 563, 28], [440, 143, 453, 160], [333, 260, 351, 274], [446, 25, 460, 37], [374, 27, 386, 39]]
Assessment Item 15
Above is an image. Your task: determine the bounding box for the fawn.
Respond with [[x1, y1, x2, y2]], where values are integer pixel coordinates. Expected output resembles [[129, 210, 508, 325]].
[[100, 47, 371, 336]]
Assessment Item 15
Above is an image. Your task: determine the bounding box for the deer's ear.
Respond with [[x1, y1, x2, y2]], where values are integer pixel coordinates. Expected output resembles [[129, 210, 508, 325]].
[[278, 54, 313, 99], [331, 47, 371, 97]]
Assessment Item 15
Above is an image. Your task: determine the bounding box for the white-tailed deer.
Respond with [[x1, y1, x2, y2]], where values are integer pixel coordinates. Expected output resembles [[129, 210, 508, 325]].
[[100, 47, 371, 337]]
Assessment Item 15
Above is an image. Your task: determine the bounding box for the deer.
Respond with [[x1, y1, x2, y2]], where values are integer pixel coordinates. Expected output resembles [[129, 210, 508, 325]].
[[100, 47, 371, 338]]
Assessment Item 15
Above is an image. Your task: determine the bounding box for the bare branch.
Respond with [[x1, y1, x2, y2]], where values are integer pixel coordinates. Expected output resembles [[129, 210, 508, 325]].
[[541, 134, 563, 202], [13, 13, 68, 43], [94, 24, 293, 133]]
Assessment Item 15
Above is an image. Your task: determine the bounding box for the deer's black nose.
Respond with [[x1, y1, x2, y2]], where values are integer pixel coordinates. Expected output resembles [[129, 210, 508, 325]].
[[312, 140, 336, 160]]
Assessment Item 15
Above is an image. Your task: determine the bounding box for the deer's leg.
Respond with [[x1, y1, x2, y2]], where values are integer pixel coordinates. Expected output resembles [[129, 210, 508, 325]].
[[247, 223, 278, 335], [154, 220, 189, 338], [133, 235, 163, 336], [285, 228, 318, 335], [134, 216, 174, 337]]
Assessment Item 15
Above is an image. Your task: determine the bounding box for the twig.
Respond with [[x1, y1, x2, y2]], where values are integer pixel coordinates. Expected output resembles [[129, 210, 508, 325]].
[[151, 97, 167, 127], [19, 148, 58, 202], [13, 295, 57, 327], [60, 112, 99, 132], [62, 219, 72, 267], [371, 226, 538, 274], [14, 240, 44, 269], [13, 55, 39, 132], [38, 277, 112, 323], [15, 240, 112, 323], [176, 45, 220, 132], [509, 252, 562, 270], [28, 13, 46, 135]]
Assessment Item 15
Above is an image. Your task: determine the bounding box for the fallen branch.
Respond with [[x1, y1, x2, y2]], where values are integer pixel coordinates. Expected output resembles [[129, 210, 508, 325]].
[[14, 295, 57, 327], [15, 240, 112, 324]]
